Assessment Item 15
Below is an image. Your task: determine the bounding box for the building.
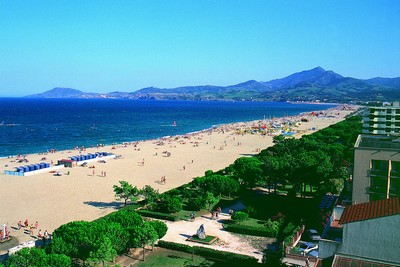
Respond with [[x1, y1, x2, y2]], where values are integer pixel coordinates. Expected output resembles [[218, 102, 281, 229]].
[[352, 134, 400, 204], [318, 198, 400, 267], [362, 102, 400, 135]]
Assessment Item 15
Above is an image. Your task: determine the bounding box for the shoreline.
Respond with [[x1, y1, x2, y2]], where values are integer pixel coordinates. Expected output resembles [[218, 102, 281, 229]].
[[0, 102, 339, 158], [0, 105, 359, 253]]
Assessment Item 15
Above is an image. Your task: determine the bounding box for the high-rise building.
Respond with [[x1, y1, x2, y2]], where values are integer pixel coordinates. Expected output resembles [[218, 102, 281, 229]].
[[352, 102, 400, 204], [362, 101, 400, 135]]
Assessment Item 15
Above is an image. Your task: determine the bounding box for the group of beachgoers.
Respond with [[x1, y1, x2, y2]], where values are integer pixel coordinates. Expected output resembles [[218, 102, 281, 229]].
[[17, 219, 50, 239]]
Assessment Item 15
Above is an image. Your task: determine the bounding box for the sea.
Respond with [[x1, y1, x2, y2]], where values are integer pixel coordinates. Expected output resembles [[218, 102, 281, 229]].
[[0, 98, 335, 157]]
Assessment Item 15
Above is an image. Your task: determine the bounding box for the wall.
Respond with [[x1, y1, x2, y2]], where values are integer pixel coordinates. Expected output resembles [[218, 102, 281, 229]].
[[352, 140, 400, 204], [339, 215, 400, 264]]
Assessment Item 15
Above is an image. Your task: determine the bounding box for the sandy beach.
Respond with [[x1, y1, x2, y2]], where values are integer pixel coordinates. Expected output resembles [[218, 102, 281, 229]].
[[0, 105, 357, 253]]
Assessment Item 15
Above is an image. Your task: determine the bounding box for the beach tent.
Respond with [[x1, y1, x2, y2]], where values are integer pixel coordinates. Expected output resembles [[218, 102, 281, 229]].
[[58, 159, 75, 168]]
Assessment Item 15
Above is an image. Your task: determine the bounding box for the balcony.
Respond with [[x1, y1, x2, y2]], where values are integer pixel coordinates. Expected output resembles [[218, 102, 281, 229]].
[[369, 169, 388, 177], [389, 188, 400, 197], [367, 186, 388, 195], [390, 171, 400, 178]]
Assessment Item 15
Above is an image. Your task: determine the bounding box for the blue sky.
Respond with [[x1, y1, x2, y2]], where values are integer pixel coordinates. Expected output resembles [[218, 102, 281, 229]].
[[1, 1, 399, 97]]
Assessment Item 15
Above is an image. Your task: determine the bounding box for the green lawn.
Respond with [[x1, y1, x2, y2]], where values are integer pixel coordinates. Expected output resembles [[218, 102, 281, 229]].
[[137, 248, 225, 267], [240, 190, 322, 231]]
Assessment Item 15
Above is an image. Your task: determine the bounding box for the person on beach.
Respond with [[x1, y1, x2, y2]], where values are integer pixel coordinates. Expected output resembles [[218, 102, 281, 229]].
[[18, 221, 22, 230], [24, 219, 29, 227], [38, 229, 42, 237], [183, 165, 185, 170], [29, 224, 34, 235], [44, 230, 49, 239], [35, 221, 38, 229]]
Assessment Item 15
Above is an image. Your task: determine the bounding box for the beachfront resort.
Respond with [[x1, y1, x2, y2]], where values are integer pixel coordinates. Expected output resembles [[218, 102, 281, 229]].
[[0, 106, 363, 265]]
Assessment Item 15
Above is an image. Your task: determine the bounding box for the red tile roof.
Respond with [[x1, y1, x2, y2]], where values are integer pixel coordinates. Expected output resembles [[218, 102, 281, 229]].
[[339, 197, 400, 224]]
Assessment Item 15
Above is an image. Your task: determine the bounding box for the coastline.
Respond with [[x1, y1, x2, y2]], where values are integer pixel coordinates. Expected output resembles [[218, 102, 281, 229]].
[[0, 105, 359, 252]]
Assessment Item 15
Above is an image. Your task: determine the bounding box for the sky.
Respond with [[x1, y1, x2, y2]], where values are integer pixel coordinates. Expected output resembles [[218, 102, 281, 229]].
[[0, 1, 399, 97]]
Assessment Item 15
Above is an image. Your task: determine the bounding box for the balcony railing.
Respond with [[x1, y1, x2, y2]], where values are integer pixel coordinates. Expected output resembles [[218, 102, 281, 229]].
[[390, 171, 400, 178], [369, 169, 389, 177], [367, 186, 388, 195]]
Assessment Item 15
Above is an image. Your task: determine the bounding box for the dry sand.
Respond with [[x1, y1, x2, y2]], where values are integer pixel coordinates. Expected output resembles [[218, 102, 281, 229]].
[[0, 105, 358, 255]]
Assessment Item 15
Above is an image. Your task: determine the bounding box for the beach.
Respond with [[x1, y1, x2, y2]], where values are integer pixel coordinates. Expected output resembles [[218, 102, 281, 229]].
[[0, 106, 357, 251]]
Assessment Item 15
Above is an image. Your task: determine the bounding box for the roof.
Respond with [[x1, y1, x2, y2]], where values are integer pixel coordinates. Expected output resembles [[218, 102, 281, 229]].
[[332, 255, 396, 267], [355, 134, 400, 150], [339, 198, 400, 224]]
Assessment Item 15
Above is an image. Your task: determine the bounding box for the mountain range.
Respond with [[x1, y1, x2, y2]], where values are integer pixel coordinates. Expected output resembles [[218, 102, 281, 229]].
[[25, 67, 400, 103]]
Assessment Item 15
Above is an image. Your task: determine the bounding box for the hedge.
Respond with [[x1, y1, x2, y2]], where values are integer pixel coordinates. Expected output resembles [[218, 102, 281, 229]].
[[222, 223, 278, 238], [157, 240, 259, 265], [284, 225, 301, 245], [137, 210, 179, 221]]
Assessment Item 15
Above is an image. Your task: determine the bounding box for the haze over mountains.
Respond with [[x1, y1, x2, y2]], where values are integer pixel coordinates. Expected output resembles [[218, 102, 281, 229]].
[[26, 67, 400, 102]]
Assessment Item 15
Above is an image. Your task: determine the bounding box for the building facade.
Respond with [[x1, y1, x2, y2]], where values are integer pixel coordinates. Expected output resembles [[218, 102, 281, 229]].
[[352, 135, 400, 204], [362, 102, 400, 135], [318, 198, 400, 266]]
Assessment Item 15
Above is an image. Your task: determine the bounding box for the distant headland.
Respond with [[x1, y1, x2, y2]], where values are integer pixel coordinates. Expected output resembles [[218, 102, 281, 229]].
[[25, 67, 400, 103]]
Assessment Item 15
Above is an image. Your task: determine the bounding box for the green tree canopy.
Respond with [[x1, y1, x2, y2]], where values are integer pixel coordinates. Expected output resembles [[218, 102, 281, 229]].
[[232, 157, 263, 187], [113, 180, 139, 207]]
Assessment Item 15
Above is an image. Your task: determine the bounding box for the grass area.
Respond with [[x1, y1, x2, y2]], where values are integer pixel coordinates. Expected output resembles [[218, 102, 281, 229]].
[[188, 235, 218, 244], [174, 209, 211, 221], [241, 191, 322, 231], [223, 217, 266, 228], [136, 247, 224, 267]]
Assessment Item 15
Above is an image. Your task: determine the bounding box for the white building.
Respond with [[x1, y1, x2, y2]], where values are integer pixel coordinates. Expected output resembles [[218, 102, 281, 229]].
[[352, 134, 400, 204], [362, 102, 400, 135], [318, 197, 400, 267]]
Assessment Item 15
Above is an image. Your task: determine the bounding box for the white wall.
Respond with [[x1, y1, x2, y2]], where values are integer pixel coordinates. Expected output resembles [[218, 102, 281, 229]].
[[339, 215, 400, 264]]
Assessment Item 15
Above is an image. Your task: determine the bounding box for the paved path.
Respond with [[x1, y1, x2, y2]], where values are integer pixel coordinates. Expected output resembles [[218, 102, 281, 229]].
[[160, 212, 267, 262]]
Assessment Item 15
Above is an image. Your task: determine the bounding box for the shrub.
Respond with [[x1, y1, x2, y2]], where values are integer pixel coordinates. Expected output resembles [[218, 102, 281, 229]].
[[284, 225, 301, 245], [186, 197, 206, 211], [244, 206, 256, 216], [223, 223, 278, 237], [282, 222, 296, 236], [158, 195, 183, 213], [231, 211, 249, 223], [157, 240, 193, 253], [264, 219, 281, 235], [137, 210, 179, 221], [149, 220, 168, 239]]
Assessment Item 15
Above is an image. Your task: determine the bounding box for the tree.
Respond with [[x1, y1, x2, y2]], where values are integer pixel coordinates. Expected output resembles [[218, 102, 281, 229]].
[[5, 248, 48, 267], [158, 194, 183, 213], [88, 237, 117, 267], [47, 253, 72, 267], [140, 221, 159, 249], [50, 221, 95, 262], [139, 185, 159, 210], [204, 192, 219, 210], [113, 181, 139, 207], [148, 220, 168, 239], [102, 210, 144, 248], [94, 220, 129, 254], [232, 157, 263, 187]]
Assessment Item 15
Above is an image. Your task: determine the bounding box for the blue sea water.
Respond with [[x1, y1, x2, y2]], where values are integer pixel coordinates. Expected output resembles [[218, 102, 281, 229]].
[[0, 98, 335, 157]]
